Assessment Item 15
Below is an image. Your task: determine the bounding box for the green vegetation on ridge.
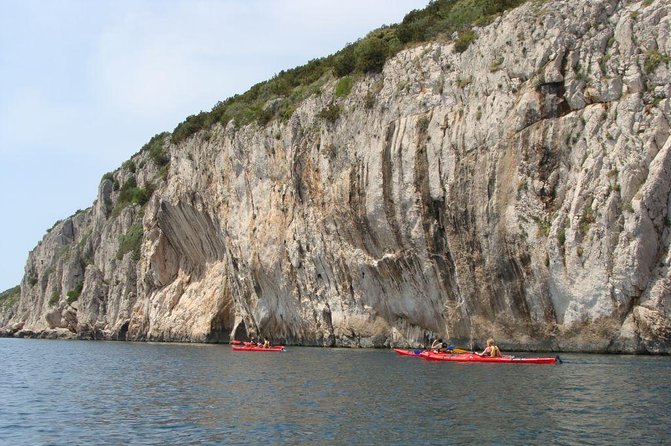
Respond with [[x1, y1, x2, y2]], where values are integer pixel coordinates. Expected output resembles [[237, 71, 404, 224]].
[[111, 178, 153, 217], [99, 132, 169, 220], [169, 0, 529, 143], [0, 286, 20, 312], [144, 132, 170, 167]]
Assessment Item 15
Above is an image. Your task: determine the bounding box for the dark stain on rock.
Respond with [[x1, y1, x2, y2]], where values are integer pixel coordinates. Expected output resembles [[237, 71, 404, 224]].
[[536, 81, 571, 119], [116, 321, 129, 341], [382, 121, 404, 247], [347, 161, 380, 256], [413, 115, 460, 305]]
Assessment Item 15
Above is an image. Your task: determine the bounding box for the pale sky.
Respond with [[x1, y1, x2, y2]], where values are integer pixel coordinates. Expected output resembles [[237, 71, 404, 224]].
[[0, 0, 429, 291]]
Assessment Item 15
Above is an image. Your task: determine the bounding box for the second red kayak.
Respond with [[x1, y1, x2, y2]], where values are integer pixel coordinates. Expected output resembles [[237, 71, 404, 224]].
[[423, 352, 559, 364], [394, 348, 559, 364]]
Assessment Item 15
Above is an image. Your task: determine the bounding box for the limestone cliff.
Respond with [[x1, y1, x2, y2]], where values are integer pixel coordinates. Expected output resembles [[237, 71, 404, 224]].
[[3, 0, 670, 353]]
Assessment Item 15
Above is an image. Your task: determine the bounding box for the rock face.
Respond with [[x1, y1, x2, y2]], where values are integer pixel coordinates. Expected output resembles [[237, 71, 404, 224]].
[[2, 0, 670, 353]]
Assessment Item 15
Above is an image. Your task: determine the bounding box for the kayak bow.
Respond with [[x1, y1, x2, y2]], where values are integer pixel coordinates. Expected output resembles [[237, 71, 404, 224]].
[[393, 348, 424, 356]]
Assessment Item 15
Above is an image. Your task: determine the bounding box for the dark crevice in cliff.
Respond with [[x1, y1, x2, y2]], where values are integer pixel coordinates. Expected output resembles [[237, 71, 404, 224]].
[[321, 303, 335, 347], [232, 320, 249, 341], [517, 121, 567, 214], [207, 293, 235, 342], [413, 113, 460, 311], [117, 321, 129, 341], [347, 161, 380, 256], [492, 245, 534, 323], [292, 142, 306, 203], [444, 159, 485, 336], [382, 121, 404, 247], [537, 81, 571, 120]]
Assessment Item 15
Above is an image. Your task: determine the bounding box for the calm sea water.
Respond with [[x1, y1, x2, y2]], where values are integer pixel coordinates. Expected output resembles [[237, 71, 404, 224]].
[[1, 339, 669, 445]]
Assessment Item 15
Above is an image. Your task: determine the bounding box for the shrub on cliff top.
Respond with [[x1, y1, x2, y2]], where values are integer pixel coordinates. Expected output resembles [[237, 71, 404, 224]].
[[122, 160, 136, 173], [100, 171, 120, 191], [333, 44, 356, 77], [355, 33, 393, 73], [143, 132, 170, 166]]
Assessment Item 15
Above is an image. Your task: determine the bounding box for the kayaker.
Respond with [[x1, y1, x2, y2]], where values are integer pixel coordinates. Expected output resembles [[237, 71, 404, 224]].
[[430, 338, 447, 353], [262, 337, 271, 348], [478, 338, 502, 357]]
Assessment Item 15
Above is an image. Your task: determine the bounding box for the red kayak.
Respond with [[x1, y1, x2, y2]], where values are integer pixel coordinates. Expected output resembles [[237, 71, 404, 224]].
[[423, 352, 559, 364], [231, 345, 285, 352]]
